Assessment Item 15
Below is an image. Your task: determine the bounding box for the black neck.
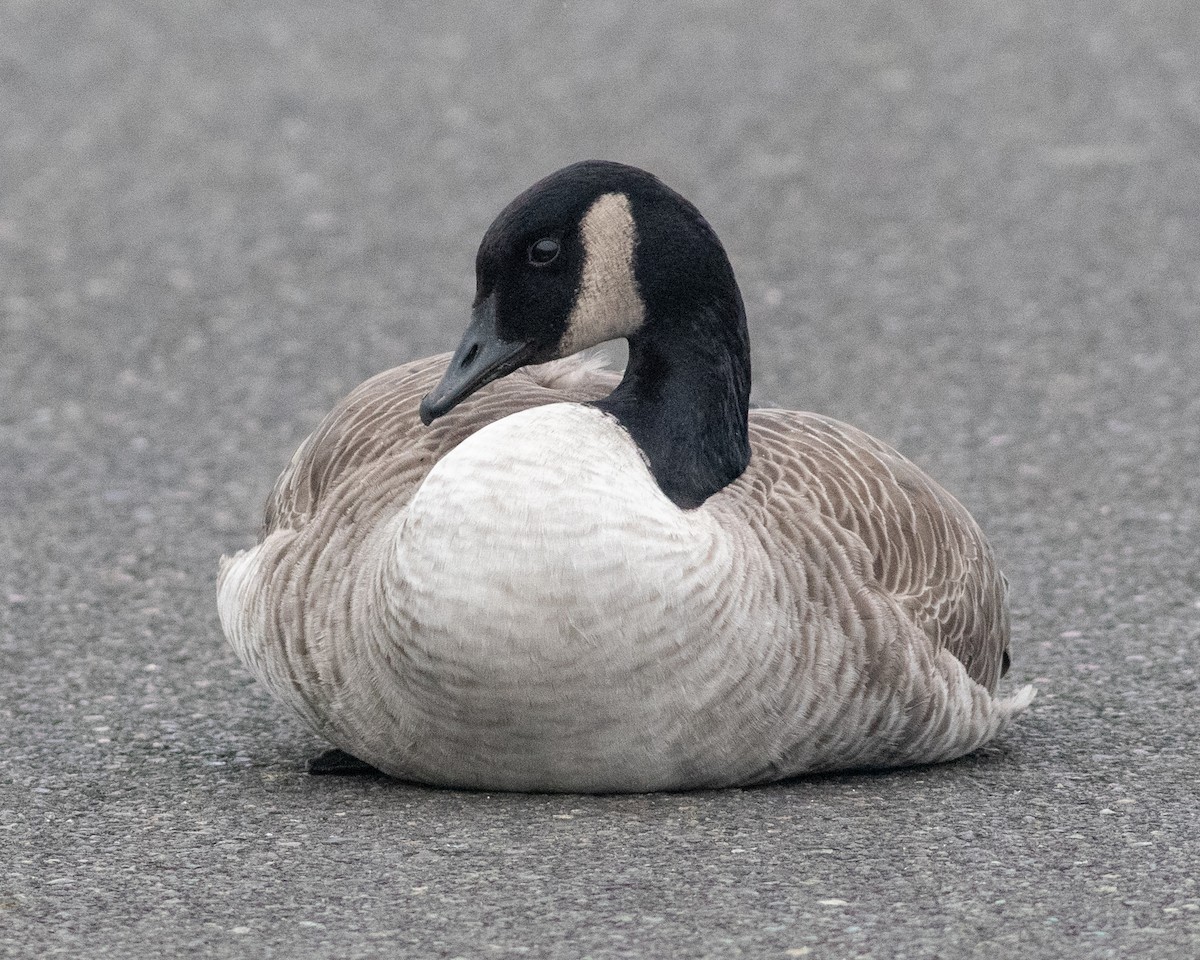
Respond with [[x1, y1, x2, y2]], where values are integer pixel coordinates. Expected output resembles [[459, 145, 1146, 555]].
[[595, 294, 751, 509]]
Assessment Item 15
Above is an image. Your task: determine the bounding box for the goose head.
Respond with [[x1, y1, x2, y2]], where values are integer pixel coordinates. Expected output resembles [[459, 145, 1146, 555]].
[[421, 160, 752, 508]]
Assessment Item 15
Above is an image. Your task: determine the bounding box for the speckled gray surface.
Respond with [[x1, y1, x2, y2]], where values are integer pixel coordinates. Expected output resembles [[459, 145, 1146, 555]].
[[3, 1, 1199, 957]]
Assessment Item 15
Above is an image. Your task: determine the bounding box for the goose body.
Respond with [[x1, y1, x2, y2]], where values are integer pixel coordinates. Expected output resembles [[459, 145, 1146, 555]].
[[219, 161, 1032, 792]]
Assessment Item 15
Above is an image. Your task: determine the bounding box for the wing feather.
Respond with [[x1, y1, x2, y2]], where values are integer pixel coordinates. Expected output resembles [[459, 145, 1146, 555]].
[[736, 410, 1010, 690], [255, 361, 1008, 691]]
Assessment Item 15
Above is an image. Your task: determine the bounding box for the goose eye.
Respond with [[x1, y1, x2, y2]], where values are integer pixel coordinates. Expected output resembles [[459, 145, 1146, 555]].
[[528, 238, 560, 266]]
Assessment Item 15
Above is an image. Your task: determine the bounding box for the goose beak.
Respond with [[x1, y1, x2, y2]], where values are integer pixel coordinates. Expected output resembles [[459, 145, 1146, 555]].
[[419, 294, 536, 425]]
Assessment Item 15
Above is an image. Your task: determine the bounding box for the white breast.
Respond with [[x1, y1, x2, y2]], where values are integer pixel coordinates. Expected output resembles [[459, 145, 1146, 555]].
[[381, 404, 750, 790]]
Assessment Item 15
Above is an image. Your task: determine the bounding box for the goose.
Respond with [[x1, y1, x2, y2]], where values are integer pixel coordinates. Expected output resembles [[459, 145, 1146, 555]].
[[218, 160, 1033, 793]]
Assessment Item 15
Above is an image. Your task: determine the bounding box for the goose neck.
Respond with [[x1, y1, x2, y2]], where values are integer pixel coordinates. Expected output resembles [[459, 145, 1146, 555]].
[[596, 297, 751, 509]]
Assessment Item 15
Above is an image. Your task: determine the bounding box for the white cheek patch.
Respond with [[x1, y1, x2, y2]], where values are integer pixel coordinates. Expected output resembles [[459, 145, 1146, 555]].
[[558, 192, 646, 356]]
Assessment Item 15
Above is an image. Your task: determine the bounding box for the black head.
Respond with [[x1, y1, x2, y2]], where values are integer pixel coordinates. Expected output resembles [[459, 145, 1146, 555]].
[[419, 160, 742, 424]]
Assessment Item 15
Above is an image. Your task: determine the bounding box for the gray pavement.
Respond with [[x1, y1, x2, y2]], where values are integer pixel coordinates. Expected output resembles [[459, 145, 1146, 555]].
[[3, 1, 1199, 957]]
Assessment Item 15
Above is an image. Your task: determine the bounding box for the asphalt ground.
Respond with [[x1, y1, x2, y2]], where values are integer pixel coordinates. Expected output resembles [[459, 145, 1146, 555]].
[[2, 1, 1199, 957]]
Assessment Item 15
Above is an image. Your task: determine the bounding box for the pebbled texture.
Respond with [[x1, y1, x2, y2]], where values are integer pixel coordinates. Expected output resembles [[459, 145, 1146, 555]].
[[5, 1, 1200, 957]]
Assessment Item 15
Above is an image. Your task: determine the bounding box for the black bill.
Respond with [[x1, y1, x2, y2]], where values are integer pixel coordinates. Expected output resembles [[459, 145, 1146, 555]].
[[419, 294, 536, 425]]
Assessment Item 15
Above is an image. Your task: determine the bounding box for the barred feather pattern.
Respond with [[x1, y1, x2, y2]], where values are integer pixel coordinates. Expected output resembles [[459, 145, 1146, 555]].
[[218, 353, 1032, 791]]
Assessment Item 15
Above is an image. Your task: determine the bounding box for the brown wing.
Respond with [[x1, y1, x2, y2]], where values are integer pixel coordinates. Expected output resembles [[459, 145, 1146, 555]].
[[739, 410, 1011, 691], [260, 354, 621, 539]]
